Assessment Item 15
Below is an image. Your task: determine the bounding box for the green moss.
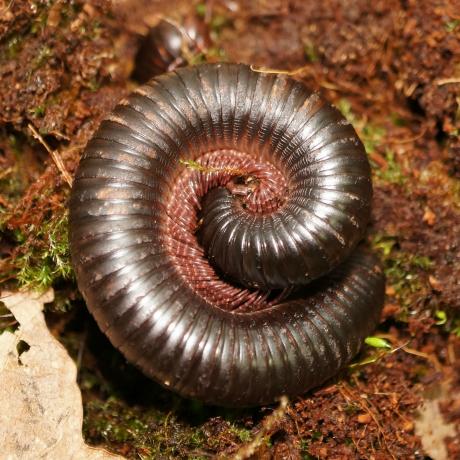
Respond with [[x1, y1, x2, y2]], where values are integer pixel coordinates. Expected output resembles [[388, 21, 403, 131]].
[[15, 210, 73, 290], [336, 99, 386, 154], [8, 134, 22, 156], [0, 168, 23, 205], [343, 403, 360, 415], [87, 77, 101, 92], [187, 52, 207, 66], [419, 161, 460, 207], [452, 317, 460, 337], [84, 397, 211, 458], [390, 113, 407, 127], [432, 311, 460, 337], [374, 149, 406, 185], [372, 233, 397, 256], [32, 45, 53, 70], [336, 99, 354, 121], [85, 400, 148, 444], [383, 253, 430, 297], [196, 3, 206, 17], [229, 425, 252, 443], [0, 137, 31, 205], [206, 46, 227, 59], [210, 14, 229, 33], [372, 234, 433, 317], [29, 105, 46, 118], [304, 41, 318, 62], [445, 19, 460, 32], [362, 125, 386, 155], [336, 99, 410, 186], [30, 9, 49, 35], [60, 2, 82, 26], [300, 439, 315, 459], [5, 35, 23, 59], [189, 429, 205, 448]]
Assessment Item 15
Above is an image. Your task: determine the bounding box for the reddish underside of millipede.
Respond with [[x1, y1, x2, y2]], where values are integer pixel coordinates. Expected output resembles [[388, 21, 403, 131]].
[[164, 150, 292, 313]]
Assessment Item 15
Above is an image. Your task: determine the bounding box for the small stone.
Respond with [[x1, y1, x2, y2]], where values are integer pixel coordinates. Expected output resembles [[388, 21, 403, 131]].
[[403, 420, 414, 432], [385, 286, 396, 296], [357, 413, 372, 424], [423, 207, 436, 226], [429, 275, 442, 292]]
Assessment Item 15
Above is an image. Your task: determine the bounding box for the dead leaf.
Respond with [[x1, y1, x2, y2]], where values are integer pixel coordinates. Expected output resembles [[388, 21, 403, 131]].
[[415, 382, 456, 460], [0, 290, 124, 460]]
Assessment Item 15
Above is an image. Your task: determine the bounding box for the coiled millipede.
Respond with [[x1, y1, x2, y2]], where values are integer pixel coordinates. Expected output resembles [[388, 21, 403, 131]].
[[69, 63, 385, 407]]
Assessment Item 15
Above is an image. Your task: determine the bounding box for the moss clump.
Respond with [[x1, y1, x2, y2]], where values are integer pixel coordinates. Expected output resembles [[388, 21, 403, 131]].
[[337, 99, 386, 154], [229, 425, 252, 443], [2, 35, 24, 60], [31, 45, 53, 71], [444, 19, 460, 32], [374, 149, 406, 185], [304, 41, 318, 62], [337, 99, 407, 186], [9, 209, 73, 290], [372, 234, 433, 318], [84, 397, 210, 459], [452, 317, 460, 337]]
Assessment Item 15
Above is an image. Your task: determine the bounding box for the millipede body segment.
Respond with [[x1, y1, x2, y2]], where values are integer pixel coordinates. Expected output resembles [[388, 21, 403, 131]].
[[69, 63, 385, 407]]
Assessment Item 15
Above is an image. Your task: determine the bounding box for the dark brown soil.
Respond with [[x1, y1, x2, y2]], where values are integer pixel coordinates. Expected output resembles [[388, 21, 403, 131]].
[[1, 0, 459, 459]]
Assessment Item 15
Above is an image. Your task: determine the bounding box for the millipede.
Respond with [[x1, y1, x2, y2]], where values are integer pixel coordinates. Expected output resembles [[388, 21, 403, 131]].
[[69, 62, 385, 407]]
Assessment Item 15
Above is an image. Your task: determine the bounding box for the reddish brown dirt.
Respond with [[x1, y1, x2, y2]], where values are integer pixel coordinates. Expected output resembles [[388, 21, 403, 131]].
[[1, 0, 459, 459]]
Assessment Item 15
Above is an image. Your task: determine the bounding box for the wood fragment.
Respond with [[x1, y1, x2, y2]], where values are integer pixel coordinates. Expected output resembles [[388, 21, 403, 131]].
[[28, 124, 73, 187]]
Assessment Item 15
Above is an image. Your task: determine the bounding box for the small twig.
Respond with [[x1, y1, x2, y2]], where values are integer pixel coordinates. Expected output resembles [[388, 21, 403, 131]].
[[249, 64, 363, 94], [230, 396, 289, 460], [436, 78, 460, 86], [161, 16, 208, 64], [0, 292, 16, 300], [401, 345, 442, 371], [348, 339, 410, 369], [0, 167, 13, 180], [250, 64, 300, 75], [0, 0, 15, 14], [28, 124, 73, 187], [340, 383, 395, 460], [179, 158, 247, 176], [387, 127, 427, 144]]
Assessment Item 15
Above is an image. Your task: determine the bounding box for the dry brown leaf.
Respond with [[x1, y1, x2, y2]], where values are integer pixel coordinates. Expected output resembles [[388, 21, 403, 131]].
[[415, 383, 456, 460], [0, 290, 124, 460]]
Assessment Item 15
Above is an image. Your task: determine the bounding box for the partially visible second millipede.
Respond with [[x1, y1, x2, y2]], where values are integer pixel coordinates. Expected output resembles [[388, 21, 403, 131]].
[[69, 63, 385, 407]]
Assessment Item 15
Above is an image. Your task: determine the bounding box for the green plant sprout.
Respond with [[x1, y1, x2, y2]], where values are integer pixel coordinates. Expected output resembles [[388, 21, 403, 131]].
[[434, 310, 447, 326], [349, 337, 410, 369]]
